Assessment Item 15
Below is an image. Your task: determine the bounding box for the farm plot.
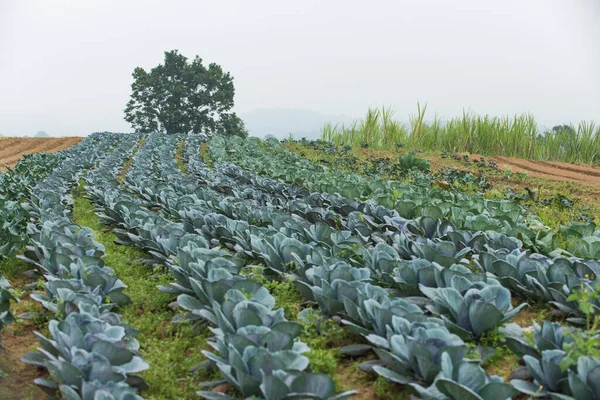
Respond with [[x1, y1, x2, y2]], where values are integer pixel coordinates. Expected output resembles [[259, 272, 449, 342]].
[[2, 132, 600, 399], [0, 137, 83, 170], [493, 156, 600, 187]]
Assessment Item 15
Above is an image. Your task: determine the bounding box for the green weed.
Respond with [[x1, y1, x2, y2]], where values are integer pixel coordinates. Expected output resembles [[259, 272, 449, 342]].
[[0, 254, 31, 283], [298, 309, 350, 388], [561, 283, 600, 371], [477, 329, 520, 380], [374, 376, 411, 399], [200, 142, 213, 169], [175, 141, 187, 173]]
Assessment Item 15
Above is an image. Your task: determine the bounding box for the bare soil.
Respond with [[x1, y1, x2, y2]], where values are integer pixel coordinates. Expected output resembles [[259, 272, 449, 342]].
[[0, 263, 49, 399], [0, 137, 83, 170], [335, 357, 381, 399], [490, 156, 600, 187], [0, 314, 47, 400]]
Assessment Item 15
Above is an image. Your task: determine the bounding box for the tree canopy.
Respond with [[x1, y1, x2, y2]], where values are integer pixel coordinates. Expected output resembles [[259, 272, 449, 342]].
[[124, 50, 247, 137]]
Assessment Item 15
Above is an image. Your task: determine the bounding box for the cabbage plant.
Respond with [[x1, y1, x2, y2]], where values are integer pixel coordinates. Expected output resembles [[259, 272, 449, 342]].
[[419, 277, 526, 338], [412, 353, 517, 400], [366, 316, 468, 386], [511, 350, 570, 397], [501, 321, 579, 360], [0, 275, 15, 348], [22, 304, 148, 397]]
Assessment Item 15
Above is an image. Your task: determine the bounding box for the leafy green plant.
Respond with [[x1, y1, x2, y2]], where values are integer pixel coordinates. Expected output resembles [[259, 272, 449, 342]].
[[511, 350, 570, 396], [412, 354, 517, 400], [560, 283, 600, 370], [560, 357, 600, 400], [259, 370, 357, 400], [501, 321, 578, 360], [366, 317, 468, 386], [0, 275, 15, 349], [419, 279, 527, 339], [515, 171, 528, 182], [396, 154, 430, 173]]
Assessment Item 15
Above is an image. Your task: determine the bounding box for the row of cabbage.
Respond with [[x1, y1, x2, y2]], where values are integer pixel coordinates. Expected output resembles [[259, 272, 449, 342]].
[[208, 149, 600, 260], [84, 133, 356, 399], [83, 133, 532, 399], [186, 135, 537, 397], [1, 153, 65, 349], [0, 152, 64, 258], [204, 136, 600, 324], [16, 133, 149, 399], [181, 134, 600, 398], [77, 132, 600, 399], [201, 134, 600, 399], [209, 135, 600, 259]]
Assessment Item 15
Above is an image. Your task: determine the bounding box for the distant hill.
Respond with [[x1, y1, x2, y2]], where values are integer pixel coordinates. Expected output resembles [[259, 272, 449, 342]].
[[34, 131, 50, 138], [240, 108, 356, 140]]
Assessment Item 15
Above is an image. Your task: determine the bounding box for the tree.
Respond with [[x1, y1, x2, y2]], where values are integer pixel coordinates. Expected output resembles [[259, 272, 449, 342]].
[[551, 124, 576, 137], [215, 113, 248, 138], [124, 50, 247, 137]]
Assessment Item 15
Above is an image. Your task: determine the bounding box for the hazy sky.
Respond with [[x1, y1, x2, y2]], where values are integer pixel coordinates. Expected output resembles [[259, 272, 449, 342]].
[[1, 0, 599, 137]]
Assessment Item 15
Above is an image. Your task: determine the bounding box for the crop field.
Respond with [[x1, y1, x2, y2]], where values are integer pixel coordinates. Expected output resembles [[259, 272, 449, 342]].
[[3, 131, 600, 400]]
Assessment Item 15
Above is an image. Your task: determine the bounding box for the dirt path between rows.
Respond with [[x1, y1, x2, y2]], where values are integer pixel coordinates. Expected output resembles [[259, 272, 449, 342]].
[[491, 156, 600, 187], [0, 324, 47, 399], [0, 137, 83, 170]]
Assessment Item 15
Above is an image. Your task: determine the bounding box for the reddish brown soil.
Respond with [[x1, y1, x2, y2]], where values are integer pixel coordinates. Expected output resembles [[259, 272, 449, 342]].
[[0, 322, 47, 399], [0, 270, 49, 398], [0, 137, 83, 170], [474, 155, 600, 187]]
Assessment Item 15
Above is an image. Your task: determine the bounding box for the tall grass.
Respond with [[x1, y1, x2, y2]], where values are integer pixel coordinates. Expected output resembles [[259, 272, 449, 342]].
[[322, 106, 409, 149], [320, 104, 600, 165]]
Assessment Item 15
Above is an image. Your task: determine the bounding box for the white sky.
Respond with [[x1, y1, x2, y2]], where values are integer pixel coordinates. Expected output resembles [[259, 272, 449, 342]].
[[1, 0, 599, 136]]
